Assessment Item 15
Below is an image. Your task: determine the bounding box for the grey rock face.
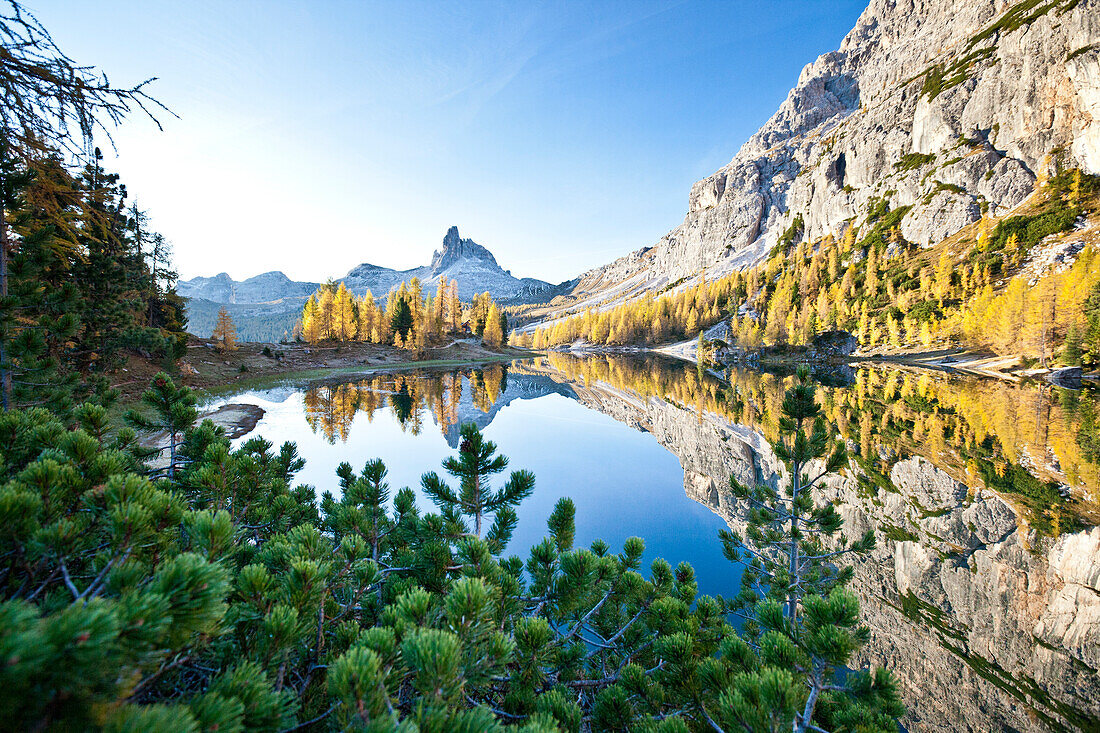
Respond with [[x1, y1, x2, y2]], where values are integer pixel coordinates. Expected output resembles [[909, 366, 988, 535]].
[[431, 226, 500, 272], [810, 330, 858, 357], [566, 0, 1100, 305], [1046, 366, 1083, 387]]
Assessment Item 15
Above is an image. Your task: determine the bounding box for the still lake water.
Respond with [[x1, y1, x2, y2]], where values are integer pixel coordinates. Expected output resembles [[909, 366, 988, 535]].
[[205, 353, 1100, 732], [208, 364, 740, 599]]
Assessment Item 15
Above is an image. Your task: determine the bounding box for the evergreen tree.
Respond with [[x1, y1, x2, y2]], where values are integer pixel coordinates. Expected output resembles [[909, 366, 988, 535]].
[[717, 367, 888, 731], [0, 143, 82, 415], [391, 295, 414, 341], [72, 154, 142, 382], [421, 423, 535, 551], [125, 371, 197, 477]]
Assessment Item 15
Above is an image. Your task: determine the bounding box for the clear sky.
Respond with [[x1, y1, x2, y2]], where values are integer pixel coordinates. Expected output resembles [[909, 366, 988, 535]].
[[30, 0, 866, 283]]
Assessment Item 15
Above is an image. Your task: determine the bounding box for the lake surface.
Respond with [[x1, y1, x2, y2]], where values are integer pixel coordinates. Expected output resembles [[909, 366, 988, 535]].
[[210, 366, 739, 598], [206, 354, 1100, 733]]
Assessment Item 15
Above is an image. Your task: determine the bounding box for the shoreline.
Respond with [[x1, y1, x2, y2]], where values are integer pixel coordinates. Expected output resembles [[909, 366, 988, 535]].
[[548, 342, 1100, 385], [194, 353, 538, 405], [114, 336, 536, 404], [138, 338, 1098, 445]]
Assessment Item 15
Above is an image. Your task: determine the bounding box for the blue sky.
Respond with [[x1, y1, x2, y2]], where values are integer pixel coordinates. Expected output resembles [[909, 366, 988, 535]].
[[31, 0, 866, 283]]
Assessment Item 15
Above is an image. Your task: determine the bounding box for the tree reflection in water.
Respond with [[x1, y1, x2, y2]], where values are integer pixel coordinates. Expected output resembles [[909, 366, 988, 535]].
[[300, 354, 1099, 534]]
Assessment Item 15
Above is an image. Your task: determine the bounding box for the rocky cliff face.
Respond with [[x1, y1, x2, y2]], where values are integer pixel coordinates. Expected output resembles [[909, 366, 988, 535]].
[[430, 226, 500, 272], [567, 0, 1100, 305], [512, 358, 1100, 733]]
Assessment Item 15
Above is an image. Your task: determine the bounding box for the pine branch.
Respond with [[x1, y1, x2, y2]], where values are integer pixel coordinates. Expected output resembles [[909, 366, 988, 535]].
[[280, 702, 341, 732], [698, 702, 727, 733], [584, 603, 648, 659], [58, 561, 78, 600]]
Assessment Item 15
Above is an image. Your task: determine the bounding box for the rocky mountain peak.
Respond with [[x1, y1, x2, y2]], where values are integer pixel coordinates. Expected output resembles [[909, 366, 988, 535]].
[[561, 0, 1099, 307], [431, 226, 500, 274]]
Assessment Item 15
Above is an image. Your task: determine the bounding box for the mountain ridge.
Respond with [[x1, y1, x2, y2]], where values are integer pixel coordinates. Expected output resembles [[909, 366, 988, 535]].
[[180, 225, 556, 305], [552, 0, 1100, 312], [180, 226, 568, 339]]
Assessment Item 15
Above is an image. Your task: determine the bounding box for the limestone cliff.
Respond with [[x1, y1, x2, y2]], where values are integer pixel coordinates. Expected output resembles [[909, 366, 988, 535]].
[[567, 0, 1100, 307]]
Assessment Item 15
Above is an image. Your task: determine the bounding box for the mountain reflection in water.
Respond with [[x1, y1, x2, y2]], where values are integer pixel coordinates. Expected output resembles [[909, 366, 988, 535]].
[[226, 353, 1098, 732]]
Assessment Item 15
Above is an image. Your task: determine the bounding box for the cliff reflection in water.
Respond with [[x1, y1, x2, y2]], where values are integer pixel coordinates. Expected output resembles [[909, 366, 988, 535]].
[[297, 354, 1100, 732]]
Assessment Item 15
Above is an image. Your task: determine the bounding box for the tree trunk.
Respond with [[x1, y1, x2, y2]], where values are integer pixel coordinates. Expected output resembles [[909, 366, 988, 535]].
[[168, 431, 176, 479], [474, 471, 482, 537], [0, 186, 10, 410], [796, 664, 822, 733], [788, 457, 800, 621]]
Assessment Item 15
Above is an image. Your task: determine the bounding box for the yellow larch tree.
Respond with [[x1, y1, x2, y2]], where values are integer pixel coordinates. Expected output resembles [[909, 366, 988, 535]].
[[333, 282, 357, 342], [482, 303, 503, 347], [212, 306, 238, 352]]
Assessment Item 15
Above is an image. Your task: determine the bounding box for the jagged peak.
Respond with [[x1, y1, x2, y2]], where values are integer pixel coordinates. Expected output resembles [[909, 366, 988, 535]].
[[431, 226, 500, 273]]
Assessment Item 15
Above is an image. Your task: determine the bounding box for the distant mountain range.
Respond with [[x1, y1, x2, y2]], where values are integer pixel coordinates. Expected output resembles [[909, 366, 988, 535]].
[[180, 226, 571, 341]]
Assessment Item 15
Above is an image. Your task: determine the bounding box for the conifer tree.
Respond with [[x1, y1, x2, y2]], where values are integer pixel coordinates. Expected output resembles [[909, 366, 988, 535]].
[[421, 423, 535, 551], [865, 244, 879, 294], [0, 144, 82, 414], [317, 286, 336, 340], [391, 295, 414, 341], [125, 371, 197, 477], [435, 277, 448, 330], [717, 367, 884, 731], [211, 306, 237, 352], [73, 155, 144, 380], [333, 281, 357, 341], [482, 302, 504, 347], [302, 294, 322, 344], [449, 279, 462, 332], [357, 291, 378, 342]]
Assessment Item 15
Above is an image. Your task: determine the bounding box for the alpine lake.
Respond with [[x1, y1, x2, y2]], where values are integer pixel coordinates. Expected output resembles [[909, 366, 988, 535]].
[[202, 353, 1100, 733]]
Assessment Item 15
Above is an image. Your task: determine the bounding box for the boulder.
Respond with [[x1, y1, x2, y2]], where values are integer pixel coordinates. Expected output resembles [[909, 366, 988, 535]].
[[811, 330, 858, 357], [1046, 366, 1083, 388]]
